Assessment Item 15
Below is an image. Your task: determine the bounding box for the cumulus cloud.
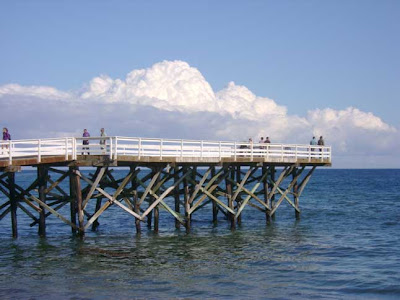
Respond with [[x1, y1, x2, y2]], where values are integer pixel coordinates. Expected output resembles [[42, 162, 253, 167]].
[[0, 60, 398, 167]]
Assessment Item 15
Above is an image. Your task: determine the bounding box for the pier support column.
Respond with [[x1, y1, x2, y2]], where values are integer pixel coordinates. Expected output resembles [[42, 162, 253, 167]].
[[225, 166, 235, 230], [92, 197, 102, 231], [131, 166, 141, 234], [212, 167, 218, 225], [271, 166, 276, 220], [173, 166, 180, 229], [71, 167, 84, 237], [263, 166, 271, 224], [147, 170, 154, 230], [37, 166, 48, 237], [8, 172, 18, 238], [69, 167, 77, 234], [184, 167, 191, 233], [236, 166, 242, 226], [153, 167, 160, 234], [293, 168, 300, 220]]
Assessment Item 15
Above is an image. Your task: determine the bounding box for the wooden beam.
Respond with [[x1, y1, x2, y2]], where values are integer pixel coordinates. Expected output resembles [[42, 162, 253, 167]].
[[82, 167, 106, 209], [37, 166, 48, 237], [174, 166, 180, 229], [28, 194, 77, 230], [269, 166, 304, 216]]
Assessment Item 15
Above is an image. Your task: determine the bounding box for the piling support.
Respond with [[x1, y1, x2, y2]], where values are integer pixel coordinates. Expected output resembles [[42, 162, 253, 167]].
[[147, 169, 154, 230], [236, 166, 242, 226], [271, 166, 276, 220], [263, 166, 271, 224], [71, 167, 84, 237], [184, 167, 191, 233], [153, 167, 160, 234], [37, 166, 48, 237], [8, 172, 18, 238], [92, 197, 102, 231], [69, 167, 77, 234], [211, 167, 218, 224], [225, 166, 235, 229], [131, 166, 141, 234], [293, 168, 300, 220], [174, 166, 180, 229]]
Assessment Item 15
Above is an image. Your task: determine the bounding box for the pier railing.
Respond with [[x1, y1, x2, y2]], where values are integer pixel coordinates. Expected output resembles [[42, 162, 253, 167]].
[[0, 136, 331, 164]]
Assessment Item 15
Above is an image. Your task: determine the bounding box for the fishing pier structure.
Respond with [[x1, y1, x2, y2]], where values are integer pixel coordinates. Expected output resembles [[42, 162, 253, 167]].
[[0, 136, 331, 238]]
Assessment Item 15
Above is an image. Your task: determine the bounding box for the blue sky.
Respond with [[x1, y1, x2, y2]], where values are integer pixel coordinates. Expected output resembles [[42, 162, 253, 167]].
[[1, 0, 399, 125], [1, 1, 400, 167]]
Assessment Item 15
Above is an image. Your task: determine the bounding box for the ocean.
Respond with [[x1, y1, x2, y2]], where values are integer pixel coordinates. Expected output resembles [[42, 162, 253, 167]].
[[0, 169, 399, 299]]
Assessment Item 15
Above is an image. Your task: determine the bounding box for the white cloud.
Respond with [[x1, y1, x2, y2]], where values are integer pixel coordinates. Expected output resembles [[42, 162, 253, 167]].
[[0, 60, 398, 167], [0, 83, 70, 100]]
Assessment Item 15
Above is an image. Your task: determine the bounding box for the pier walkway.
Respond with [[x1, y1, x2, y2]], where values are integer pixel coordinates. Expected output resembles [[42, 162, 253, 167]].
[[0, 136, 331, 238]]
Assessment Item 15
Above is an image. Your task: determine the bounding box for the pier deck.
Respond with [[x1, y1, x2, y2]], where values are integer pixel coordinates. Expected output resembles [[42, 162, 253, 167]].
[[0, 136, 331, 237]]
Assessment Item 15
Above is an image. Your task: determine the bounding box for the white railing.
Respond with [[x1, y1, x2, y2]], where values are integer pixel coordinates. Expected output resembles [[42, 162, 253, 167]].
[[0, 136, 332, 165]]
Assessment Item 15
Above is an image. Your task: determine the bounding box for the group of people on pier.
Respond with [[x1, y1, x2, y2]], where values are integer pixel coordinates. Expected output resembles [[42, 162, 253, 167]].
[[246, 135, 325, 150], [81, 128, 107, 155]]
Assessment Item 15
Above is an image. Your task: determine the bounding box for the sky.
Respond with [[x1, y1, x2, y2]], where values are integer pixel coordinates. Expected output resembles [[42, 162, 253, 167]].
[[0, 0, 399, 168]]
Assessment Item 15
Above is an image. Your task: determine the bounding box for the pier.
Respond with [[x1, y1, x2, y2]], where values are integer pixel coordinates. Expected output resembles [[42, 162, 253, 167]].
[[0, 136, 331, 237]]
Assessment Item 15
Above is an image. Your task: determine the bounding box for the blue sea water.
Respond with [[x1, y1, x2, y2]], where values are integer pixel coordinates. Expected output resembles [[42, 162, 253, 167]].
[[0, 169, 399, 299]]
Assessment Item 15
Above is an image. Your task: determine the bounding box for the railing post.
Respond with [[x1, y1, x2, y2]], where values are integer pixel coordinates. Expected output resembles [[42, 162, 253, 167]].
[[329, 147, 332, 163], [308, 146, 311, 162], [200, 140, 203, 160], [250, 143, 253, 161], [138, 138, 141, 160], [38, 140, 41, 162], [295, 145, 298, 161], [219, 141, 222, 160], [281, 144, 284, 161], [114, 137, 118, 159], [109, 137, 113, 159], [181, 139, 184, 158], [234, 142, 237, 161], [8, 140, 12, 165], [266, 144, 269, 160], [160, 139, 163, 160], [320, 146, 323, 161], [65, 137, 69, 160]]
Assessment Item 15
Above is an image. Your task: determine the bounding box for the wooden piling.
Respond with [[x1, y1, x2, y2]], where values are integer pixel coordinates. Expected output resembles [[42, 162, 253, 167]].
[[71, 167, 84, 237], [184, 167, 191, 233], [131, 166, 141, 234], [92, 198, 102, 231], [147, 169, 154, 230], [8, 172, 18, 238], [263, 166, 271, 224], [271, 166, 276, 220], [174, 166, 180, 229], [293, 168, 300, 220], [37, 166, 48, 237], [211, 167, 218, 225], [225, 166, 235, 229], [69, 167, 77, 234], [235, 166, 242, 226], [153, 167, 160, 233]]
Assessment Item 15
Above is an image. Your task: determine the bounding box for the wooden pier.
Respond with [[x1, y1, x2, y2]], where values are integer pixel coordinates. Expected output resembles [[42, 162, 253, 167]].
[[0, 136, 331, 237]]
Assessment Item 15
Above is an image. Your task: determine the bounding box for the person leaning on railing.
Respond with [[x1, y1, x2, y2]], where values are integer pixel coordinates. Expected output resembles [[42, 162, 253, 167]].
[[82, 129, 90, 155]]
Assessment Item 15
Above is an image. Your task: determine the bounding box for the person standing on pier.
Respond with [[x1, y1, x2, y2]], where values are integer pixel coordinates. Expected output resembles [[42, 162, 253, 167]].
[[82, 129, 90, 155], [258, 137, 264, 150], [265, 137, 271, 143], [310, 136, 317, 151], [100, 128, 107, 153], [2, 127, 11, 152], [318, 136, 325, 155]]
